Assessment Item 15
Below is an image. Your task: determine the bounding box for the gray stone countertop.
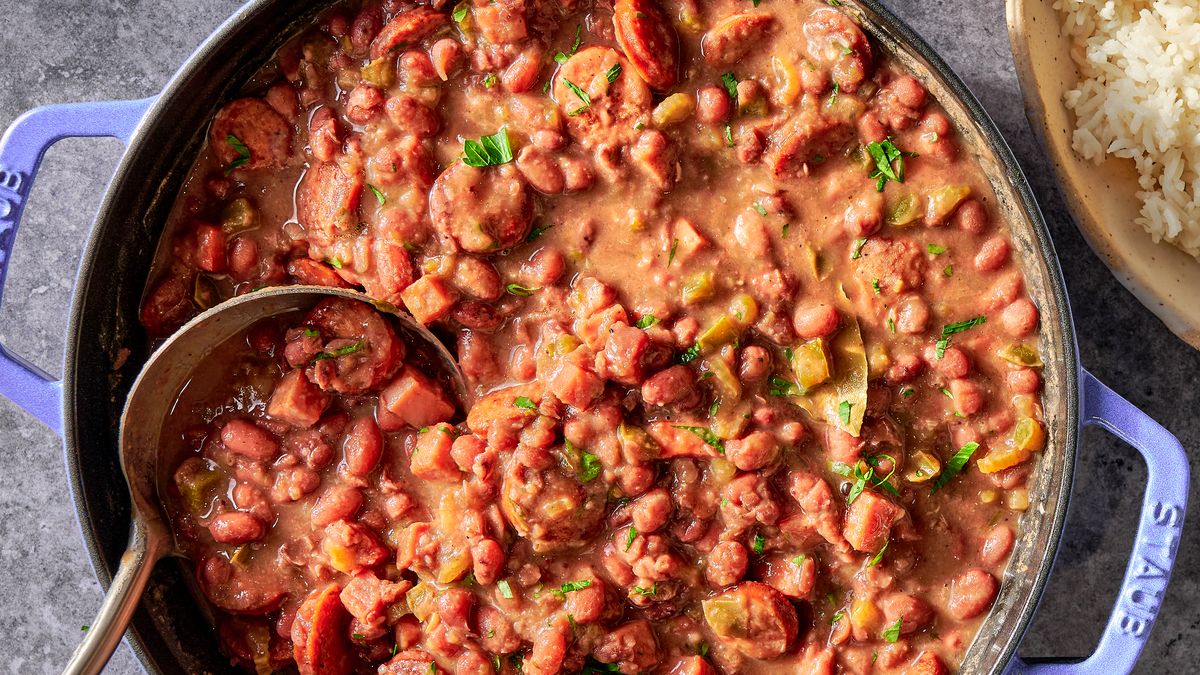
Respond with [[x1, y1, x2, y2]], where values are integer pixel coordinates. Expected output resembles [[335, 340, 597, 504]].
[[0, 1, 1195, 673]]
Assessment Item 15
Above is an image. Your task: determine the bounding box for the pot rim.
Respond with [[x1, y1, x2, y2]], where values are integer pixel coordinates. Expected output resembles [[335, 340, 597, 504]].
[[59, 0, 1081, 672]]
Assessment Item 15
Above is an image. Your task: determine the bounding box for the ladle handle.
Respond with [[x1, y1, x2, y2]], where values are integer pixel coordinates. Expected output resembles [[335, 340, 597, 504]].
[[63, 517, 166, 675]]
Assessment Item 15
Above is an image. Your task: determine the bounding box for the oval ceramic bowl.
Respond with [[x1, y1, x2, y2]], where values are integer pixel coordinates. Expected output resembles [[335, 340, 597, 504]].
[[1007, 0, 1200, 349]]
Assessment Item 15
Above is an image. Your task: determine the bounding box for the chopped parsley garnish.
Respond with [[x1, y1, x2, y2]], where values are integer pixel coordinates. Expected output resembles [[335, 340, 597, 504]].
[[673, 425, 726, 454], [497, 579, 515, 599], [668, 238, 680, 265], [429, 662, 438, 674], [931, 441, 980, 493], [513, 396, 537, 411], [724, 124, 735, 147], [462, 127, 514, 167], [352, 632, 365, 640], [753, 201, 768, 217], [553, 25, 584, 64], [327, 257, 344, 269], [605, 63, 622, 83], [313, 341, 364, 362], [561, 78, 591, 115], [831, 609, 846, 624], [452, 4, 469, 22], [882, 618, 903, 643], [635, 315, 659, 329], [941, 387, 954, 398], [901, 388, 915, 397], [720, 71, 740, 102], [482, 73, 497, 88], [944, 264, 955, 277], [506, 283, 540, 297], [224, 134, 251, 174], [851, 237, 868, 259], [927, 243, 946, 255], [708, 399, 721, 416], [678, 342, 701, 364], [942, 315, 987, 336], [887, 317, 896, 334], [865, 138, 915, 192], [828, 81, 840, 107], [792, 554, 807, 566], [782, 222, 791, 237], [632, 584, 658, 596], [551, 580, 593, 598], [698, 642, 710, 657], [868, 540, 889, 567], [838, 42, 854, 56], [303, 328, 319, 338], [526, 222, 554, 242], [625, 526, 639, 551], [935, 337, 949, 359], [367, 184, 386, 206], [579, 451, 602, 482], [768, 375, 798, 397], [752, 532, 766, 555], [81, 625, 89, 632], [837, 400, 853, 426], [871, 278, 881, 294]]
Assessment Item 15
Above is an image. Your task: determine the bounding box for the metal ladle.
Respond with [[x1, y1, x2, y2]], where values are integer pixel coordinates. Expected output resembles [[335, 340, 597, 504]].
[[63, 286, 468, 674]]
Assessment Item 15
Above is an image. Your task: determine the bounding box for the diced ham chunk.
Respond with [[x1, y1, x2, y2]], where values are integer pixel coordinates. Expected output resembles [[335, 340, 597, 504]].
[[268, 370, 332, 428], [400, 275, 459, 325], [843, 489, 904, 553], [410, 425, 462, 481], [379, 367, 456, 429]]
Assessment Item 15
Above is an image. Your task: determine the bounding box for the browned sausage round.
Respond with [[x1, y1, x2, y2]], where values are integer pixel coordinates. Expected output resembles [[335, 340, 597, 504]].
[[430, 163, 533, 253], [210, 98, 291, 172], [613, 0, 679, 90]]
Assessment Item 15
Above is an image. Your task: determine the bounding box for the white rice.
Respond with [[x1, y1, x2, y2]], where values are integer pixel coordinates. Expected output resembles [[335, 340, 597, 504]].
[[1053, 0, 1200, 258]]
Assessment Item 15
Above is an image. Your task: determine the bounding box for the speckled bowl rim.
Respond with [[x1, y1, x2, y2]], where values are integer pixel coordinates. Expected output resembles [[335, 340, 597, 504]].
[[1007, 0, 1200, 350]]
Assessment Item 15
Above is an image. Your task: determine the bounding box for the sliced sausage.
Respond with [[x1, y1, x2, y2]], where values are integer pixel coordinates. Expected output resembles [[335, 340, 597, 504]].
[[369, 6, 450, 60], [702, 581, 798, 659], [304, 297, 404, 395], [613, 0, 680, 90], [554, 47, 652, 148], [291, 584, 353, 675], [210, 98, 291, 172], [702, 13, 777, 66], [430, 162, 533, 253]]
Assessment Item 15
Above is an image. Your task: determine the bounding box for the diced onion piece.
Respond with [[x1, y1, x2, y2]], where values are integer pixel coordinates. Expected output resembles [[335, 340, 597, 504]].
[[977, 417, 1044, 474], [904, 450, 942, 484], [867, 343, 890, 379], [437, 550, 472, 584], [1007, 488, 1030, 511], [701, 596, 746, 636], [697, 317, 741, 353], [652, 93, 696, 127], [729, 293, 759, 327], [194, 275, 219, 311], [771, 56, 801, 107], [712, 401, 752, 440], [682, 270, 716, 305], [850, 597, 882, 635], [998, 343, 1043, 367], [221, 197, 258, 234], [979, 489, 998, 504], [789, 338, 832, 394], [618, 423, 661, 463], [702, 356, 742, 402], [708, 457, 737, 485], [925, 185, 971, 225], [886, 193, 921, 227], [361, 56, 397, 89]]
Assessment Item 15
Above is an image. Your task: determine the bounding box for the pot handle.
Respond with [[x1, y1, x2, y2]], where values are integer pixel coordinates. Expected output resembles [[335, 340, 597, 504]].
[[1008, 369, 1189, 674], [0, 98, 154, 435]]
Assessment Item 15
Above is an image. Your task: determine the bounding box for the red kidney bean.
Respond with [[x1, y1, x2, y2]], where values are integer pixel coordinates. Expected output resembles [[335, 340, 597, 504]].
[[342, 417, 383, 477], [934, 346, 970, 379], [631, 488, 673, 533], [954, 199, 990, 234], [1001, 298, 1040, 337], [980, 524, 1016, 566], [209, 512, 266, 545], [695, 85, 731, 124], [738, 345, 771, 382], [974, 237, 1011, 272], [471, 538, 505, 585], [947, 568, 999, 619], [886, 352, 924, 383], [792, 303, 840, 339], [221, 419, 280, 461], [1008, 368, 1041, 394], [706, 540, 749, 588], [881, 592, 934, 634], [311, 486, 364, 528], [895, 294, 930, 334], [949, 378, 984, 417]]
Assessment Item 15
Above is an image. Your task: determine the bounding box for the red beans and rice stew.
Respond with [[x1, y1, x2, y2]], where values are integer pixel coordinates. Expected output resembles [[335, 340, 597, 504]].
[[142, 0, 1048, 673]]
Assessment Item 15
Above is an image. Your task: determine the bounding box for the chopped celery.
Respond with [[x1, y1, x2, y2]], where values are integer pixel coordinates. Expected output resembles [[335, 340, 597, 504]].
[[925, 185, 971, 225], [221, 197, 257, 234], [652, 93, 695, 127], [788, 338, 832, 394], [361, 56, 397, 89], [886, 193, 921, 226], [681, 270, 716, 305], [997, 343, 1043, 368], [904, 450, 942, 483]]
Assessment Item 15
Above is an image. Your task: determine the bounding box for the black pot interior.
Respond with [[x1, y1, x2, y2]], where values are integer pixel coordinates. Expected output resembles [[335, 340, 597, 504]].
[[62, 0, 1080, 673]]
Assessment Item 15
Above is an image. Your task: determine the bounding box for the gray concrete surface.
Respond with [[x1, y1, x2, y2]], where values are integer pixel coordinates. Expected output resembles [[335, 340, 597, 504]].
[[0, 1, 1195, 672]]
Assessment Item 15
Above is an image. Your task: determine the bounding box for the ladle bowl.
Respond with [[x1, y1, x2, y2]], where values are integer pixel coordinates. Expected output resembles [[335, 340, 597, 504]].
[[62, 286, 468, 675]]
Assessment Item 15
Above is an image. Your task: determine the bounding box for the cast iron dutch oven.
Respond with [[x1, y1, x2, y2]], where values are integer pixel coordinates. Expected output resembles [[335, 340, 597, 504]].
[[0, 1, 1188, 673]]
